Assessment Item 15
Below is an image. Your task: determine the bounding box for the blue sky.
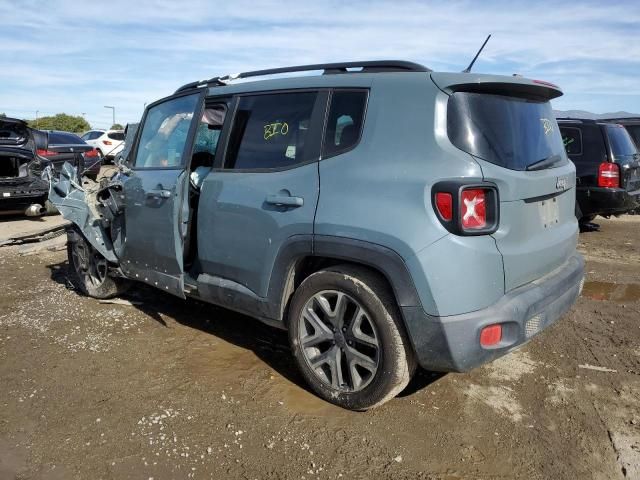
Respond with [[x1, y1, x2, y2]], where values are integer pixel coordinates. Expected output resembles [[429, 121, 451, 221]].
[[1, 0, 639, 129]]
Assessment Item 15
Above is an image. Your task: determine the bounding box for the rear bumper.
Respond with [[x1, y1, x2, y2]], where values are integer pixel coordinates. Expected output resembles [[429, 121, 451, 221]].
[[0, 179, 48, 213], [577, 186, 640, 218], [401, 253, 584, 372]]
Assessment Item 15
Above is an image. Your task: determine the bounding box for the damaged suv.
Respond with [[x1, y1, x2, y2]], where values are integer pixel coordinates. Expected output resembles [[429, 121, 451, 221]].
[[0, 117, 50, 215], [48, 61, 584, 410]]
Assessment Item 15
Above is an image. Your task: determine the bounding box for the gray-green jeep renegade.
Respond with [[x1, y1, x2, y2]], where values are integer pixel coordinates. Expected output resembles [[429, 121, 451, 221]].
[[49, 61, 584, 410]]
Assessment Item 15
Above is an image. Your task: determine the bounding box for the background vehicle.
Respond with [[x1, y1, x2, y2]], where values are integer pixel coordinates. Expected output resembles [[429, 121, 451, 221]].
[[39, 130, 101, 181], [601, 117, 640, 148], [0, 117, 50, 215], [558, 118, 640, 224], [50, 61, 583, 410], [81, 129, 125, 162]]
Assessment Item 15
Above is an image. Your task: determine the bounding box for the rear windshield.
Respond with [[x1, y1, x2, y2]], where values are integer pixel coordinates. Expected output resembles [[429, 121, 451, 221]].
[[49, 132, 85, 145], [447, 92, 567, 171], [607, 125, 638, 156], [108, 132, 125, 141]]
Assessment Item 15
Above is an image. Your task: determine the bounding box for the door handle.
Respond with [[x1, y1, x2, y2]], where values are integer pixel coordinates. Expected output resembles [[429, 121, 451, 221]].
[[147, 189, 172, 199], [265, 194, 304, 207]]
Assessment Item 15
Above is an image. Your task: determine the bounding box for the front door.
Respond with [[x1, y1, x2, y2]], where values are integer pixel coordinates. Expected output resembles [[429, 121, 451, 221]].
[[120, 92, 202, 297]]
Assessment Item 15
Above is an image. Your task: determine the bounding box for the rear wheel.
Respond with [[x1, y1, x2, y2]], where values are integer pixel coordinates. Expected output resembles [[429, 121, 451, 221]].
[[288, 265, 415, 410], [66, 228, 129, 298]]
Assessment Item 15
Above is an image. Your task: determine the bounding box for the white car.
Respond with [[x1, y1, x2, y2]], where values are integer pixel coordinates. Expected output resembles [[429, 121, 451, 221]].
[[80, 130, 125, 161]]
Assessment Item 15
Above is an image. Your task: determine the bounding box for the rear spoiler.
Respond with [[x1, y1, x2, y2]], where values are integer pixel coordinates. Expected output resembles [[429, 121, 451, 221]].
[[431, 72, 563, 101]]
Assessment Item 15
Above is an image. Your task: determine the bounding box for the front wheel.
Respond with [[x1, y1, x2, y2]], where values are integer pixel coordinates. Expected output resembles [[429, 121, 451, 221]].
[[288, 265, 415, 410], [66, 228, 129, 299]]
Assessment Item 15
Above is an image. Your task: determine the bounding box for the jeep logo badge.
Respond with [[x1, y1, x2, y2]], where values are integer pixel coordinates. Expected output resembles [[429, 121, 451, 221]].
[[556, 177, 568, 190]]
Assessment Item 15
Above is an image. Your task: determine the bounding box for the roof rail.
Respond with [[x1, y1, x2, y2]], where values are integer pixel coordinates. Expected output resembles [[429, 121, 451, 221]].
[[174, 60, 430, 93]]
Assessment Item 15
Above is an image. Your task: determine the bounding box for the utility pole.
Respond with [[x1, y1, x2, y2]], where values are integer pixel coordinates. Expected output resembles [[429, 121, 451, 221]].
[[35, 110, 39, 128], [104, 105, 115, 127]]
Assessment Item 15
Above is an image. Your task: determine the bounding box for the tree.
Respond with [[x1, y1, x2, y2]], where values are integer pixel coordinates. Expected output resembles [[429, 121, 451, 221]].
[[28, 113, 90, 133], [111, 123, 124, 130], [0, 112, 6, 118]]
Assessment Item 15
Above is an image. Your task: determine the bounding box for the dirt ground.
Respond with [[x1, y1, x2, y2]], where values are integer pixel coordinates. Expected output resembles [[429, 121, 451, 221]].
[[0, 213, 638, 480]]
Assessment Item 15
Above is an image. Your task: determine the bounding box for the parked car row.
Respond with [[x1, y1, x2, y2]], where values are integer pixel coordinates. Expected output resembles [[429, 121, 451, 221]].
[[559, 118, 640, 225], [0, 118, 105, 216]]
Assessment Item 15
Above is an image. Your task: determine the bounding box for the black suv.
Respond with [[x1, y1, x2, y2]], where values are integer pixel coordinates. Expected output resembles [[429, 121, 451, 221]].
[[558, 118, 640, 223], [601, 117, 640, 149]]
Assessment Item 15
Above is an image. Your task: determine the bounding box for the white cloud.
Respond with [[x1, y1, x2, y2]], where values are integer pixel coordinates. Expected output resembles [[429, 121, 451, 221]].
[[0, 0, 639, 123]]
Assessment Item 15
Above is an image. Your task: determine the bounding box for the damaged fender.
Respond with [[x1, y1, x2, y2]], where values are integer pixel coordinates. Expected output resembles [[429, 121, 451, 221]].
[[46, 162, 119, 263]]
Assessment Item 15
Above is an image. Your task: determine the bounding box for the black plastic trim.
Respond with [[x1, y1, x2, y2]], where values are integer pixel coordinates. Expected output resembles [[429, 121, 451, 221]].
[[312, 235, 422, 308], [175, 60, 431, 93]]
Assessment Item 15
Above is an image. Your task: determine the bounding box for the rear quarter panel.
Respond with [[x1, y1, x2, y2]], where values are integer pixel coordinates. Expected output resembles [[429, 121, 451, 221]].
[[314, 73, 505, 316]]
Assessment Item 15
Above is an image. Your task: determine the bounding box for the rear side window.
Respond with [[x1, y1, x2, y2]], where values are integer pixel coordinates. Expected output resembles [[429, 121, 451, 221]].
[[447, 92, 568, 171], [606, 125, 638, 157], [323, 90, 367, 158], [560, 127, 582, 155], [225, 92, 318, 170], [49, 132, 84, 144], [107, 132, 125, 141]]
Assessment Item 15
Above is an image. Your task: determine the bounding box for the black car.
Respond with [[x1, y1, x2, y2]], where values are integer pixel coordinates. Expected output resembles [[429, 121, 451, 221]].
[[39, 130, 101, 180], [0, 117, 51, 215], [558, 118, 640, 224], [601, 117, 640, 149]]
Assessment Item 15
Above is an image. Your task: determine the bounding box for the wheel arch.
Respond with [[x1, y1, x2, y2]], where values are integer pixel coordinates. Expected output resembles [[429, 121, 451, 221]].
[[269, 235, 423, 330]]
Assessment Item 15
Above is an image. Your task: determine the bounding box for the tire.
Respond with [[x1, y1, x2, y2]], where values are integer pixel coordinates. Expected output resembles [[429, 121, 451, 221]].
[[288, 265, 416, 410], [66, 227, 129, 299]]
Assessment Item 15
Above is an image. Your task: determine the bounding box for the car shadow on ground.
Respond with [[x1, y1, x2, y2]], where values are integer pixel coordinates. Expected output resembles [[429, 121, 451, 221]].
[[47, 259, 444, 401]]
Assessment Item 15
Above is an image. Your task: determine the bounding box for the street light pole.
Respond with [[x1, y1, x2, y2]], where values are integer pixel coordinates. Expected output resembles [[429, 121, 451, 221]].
[[104, 105, 115, 127]]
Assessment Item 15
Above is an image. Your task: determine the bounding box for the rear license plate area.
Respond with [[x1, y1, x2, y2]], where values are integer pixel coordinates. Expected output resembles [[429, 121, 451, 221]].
[[539, 197, 560, 228]]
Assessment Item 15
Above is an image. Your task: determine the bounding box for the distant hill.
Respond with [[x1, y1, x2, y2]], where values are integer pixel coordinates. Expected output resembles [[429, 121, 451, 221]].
[[554, 110, 640, 120]]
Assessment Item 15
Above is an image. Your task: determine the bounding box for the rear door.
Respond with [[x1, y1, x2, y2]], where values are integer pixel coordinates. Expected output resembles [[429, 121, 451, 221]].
[[120, 92, 202, 297], [443, 81, 578, 291], [197, 90, 326, 297]]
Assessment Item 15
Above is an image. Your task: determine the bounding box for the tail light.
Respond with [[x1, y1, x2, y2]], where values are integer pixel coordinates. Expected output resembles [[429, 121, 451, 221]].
[[435, 192, 453, 221], [598, 162, 620, 188], [461, 188, 486, 229], [432, 181, 499, 235], [103, 140, 112, 145], [36, 149, 57, 157], [84, 148, 100, 158]]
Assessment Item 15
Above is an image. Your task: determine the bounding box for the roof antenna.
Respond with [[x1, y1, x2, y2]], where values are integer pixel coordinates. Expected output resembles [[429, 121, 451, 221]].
[[462, 34, 491, 73]]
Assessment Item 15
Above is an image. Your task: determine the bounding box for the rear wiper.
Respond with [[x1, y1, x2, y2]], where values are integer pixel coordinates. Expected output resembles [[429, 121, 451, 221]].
[[526, 154, 562, 171]]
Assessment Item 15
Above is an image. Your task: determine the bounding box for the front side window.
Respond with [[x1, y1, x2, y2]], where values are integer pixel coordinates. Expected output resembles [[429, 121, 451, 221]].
[[225, 92, 318, 170], [133, 94, 199, 168], [560, 127, 583, 155], [323, 90, 367, 158]]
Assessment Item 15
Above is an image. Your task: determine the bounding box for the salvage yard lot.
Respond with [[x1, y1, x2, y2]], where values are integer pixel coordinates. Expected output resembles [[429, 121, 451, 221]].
[[0, 216, 638, 479]]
